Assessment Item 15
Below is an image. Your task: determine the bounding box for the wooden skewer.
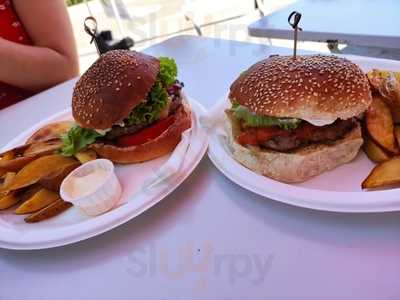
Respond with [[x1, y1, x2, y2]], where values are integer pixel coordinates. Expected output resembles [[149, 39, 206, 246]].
[[288, 11, 303, 60], [84, 16, 102, 56]]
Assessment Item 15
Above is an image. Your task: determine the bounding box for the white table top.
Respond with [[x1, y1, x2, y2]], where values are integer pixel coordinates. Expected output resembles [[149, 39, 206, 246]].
[[1, 35, 400, 300], [249, 0, 400, 49]]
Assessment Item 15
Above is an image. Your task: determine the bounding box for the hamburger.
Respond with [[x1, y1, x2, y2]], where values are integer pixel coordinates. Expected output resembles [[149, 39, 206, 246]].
[[60, 50, 191, 163], [226, 55, 372, 183]]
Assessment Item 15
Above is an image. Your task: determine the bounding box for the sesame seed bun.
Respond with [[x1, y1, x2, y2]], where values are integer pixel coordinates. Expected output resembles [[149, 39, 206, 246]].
[[72, 50, 160, 130], [225, 117, 363, 183], [91, 104, 191, 163], [229, 55, 372, 121]]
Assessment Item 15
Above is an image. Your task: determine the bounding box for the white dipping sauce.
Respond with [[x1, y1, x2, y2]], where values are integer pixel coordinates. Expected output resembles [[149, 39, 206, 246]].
[[67, 169, 109, 198]]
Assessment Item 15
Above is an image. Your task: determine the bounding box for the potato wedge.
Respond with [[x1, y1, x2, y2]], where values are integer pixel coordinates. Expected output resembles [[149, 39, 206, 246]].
[[362, 156, 400, 189], [368, 70, 400, 107], [1, 151, 14, 161], [17, 184, 42, 202], [368, 70, 385, 91], [391, 107, 400, 124], [0, 140, 63, 175], [1, 154, 78, 192], [0, 156, 37, 173], [1, 184, 41, 212], [380, 73, 400, 108], [0, 173, 15, 199], [366, 95, 398, 154], [23, 139, 63, 157], [2, 172, 16, 187], [24, 199, 72, 223], [395, 126, 400, 147], [0, 192, 20, 210], [15, 188, 59, 215], [74, 149, 97, 164], [368, 69, 400, 90], [0, 151, 15, 177], [26, 121, 73, 143], [0, 144, 30, 158], [363, 137, 390, 163], [39, 161, 79, 191], [367, 69, 390, 91]]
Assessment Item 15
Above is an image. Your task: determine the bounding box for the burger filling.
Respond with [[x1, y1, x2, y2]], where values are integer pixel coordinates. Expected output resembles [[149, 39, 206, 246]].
[[104, 80, 183, 140], [61, 57, 182, 156], [229, 103, 357, 152]]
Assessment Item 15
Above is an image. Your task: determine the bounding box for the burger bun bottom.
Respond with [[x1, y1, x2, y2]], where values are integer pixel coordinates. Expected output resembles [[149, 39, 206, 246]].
[[225, 119, 363, 183]]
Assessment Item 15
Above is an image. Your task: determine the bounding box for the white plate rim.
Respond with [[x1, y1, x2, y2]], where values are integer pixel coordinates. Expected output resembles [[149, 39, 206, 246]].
[[0, 97, 208, 250]]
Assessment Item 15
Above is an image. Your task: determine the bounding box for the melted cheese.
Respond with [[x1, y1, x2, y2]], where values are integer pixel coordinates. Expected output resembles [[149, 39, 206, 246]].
[[94, 128, 110, 135], [94, 121, 125, 135], [302, 118, 337, 126]]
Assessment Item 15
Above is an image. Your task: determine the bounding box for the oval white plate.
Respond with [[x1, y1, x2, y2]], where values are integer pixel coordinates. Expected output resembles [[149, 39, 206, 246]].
[[0, 96, 208, 250], [208, 56, 400, 213]]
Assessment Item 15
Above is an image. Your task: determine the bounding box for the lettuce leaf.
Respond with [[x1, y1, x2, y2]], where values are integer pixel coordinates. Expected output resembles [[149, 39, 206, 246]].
[[231, 103, 301, 130], [159, 57, 178, 87], [60, 125, 102, 156], [125, 56, 177, 126], [124, 79, 169, 126]]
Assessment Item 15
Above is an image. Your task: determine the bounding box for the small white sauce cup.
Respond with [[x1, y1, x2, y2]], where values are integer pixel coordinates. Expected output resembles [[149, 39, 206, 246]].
[[60, 159, 121, 216]]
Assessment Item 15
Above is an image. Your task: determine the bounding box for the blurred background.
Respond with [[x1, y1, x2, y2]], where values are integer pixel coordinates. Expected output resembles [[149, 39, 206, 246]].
[[66, 0, 331, 72]]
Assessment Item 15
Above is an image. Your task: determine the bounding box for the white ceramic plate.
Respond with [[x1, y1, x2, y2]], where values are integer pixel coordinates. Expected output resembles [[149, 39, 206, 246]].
[[208, 56, 400, 213], [0, 96, 208, 250]]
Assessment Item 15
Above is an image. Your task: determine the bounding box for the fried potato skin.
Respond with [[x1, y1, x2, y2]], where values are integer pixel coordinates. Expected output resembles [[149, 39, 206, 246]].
[[363, 137, 390, 163], [0, 156, 36, 173], [24, 199, 72, 223], [362, 156, 400, 189], [15, 188, 59, 215], [367, 70, 400, 107], [39, 162, 80, 191], [0, 193, 19, 210], [17, 184, 43, 202], [23, 139, 63, 157], [365, 95, 398, 154], [1, 154, 78, 192], [391, 107, 400, 124], [394, 126, 400, 147], [74, 149, 97, 164], [0, 137, 64, 177], [26, 121, 73, 144]]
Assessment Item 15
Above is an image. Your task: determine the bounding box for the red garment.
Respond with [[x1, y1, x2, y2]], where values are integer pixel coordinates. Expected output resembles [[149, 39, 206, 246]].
[[0, 0, 33, 110]]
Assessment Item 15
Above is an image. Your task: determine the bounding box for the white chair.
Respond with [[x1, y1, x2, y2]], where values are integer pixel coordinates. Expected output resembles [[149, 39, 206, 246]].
[[255, 0, 266, 16], [84, 0, 162, 37]]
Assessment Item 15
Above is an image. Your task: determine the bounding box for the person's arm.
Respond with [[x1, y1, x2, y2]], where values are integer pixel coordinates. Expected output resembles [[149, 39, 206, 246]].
[[0, 0, 79, 91]]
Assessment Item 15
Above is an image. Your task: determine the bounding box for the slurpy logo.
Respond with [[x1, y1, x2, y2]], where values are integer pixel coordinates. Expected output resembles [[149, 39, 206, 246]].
[[126, 241, 274, 290]]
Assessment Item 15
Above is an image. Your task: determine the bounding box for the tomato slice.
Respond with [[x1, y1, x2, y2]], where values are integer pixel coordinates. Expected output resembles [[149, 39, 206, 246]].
[[237, 126, 290, 145], [116, 116, 175, 147], [255, 126, 290, 141], [237, 129, 258, 145]]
